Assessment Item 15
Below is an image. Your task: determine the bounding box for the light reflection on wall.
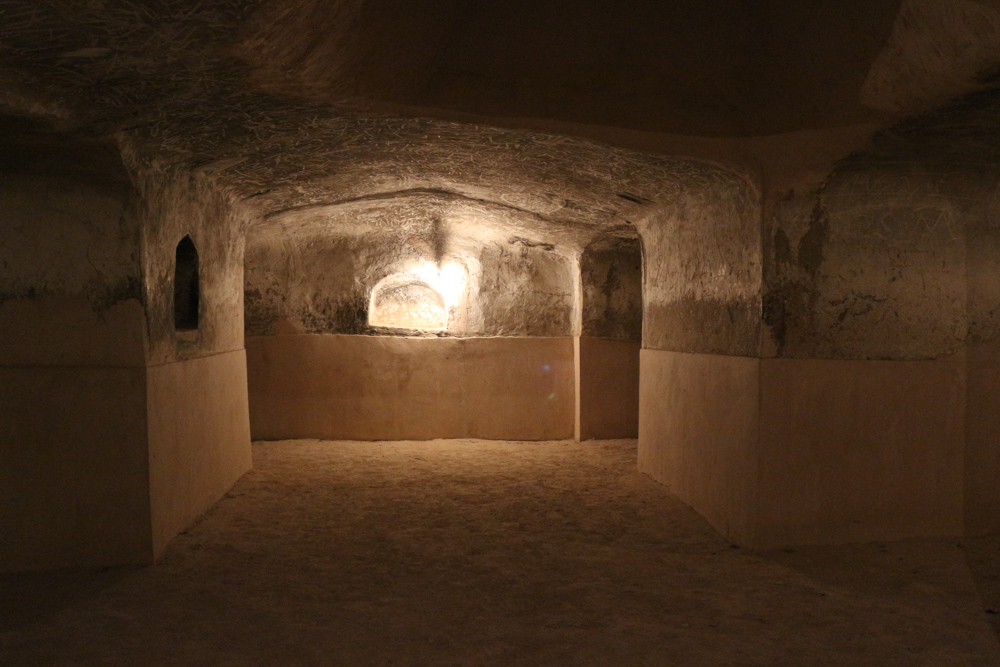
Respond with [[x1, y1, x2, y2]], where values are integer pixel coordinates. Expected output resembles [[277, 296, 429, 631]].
[[368, 261, 468, 331], [414, 261, 466, 307]]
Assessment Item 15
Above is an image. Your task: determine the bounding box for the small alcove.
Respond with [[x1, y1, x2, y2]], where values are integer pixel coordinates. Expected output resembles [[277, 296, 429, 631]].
[[174, 235, 200, 331], [368, 273, 447, 330]]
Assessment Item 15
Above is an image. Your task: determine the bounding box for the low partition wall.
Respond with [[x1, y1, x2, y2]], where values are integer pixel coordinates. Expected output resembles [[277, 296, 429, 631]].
[[0, 350, 255, 571], [965, 342, 1000, 536], [247, 334, 575, 441], [639, 348, 968, 549], [637, 349, 760, 545], [757, 356, 964, 547], [0, 365, 152, 571], [576, 337, 640, 440], [147, 350, 253, 556]]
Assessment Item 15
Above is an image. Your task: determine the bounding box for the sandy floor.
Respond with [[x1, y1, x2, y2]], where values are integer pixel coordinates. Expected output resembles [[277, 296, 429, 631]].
[[2, 438, 1000, 666]]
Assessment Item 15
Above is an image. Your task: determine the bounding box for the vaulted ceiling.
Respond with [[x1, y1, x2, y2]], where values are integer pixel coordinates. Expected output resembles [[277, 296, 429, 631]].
[[3, 0, 1000, 248]]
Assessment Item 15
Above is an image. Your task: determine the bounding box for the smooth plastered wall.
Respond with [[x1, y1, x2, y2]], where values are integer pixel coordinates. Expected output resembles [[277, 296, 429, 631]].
[[638, 349, 969, 549], [0, 366, 152, 571], [965, 342, 1000, 536], [247, 334, 575, 441], [638, 349, 760, 546], [757, 357, 965, 547], [576, 337, 640, 440], [147, 350, 253, 556]]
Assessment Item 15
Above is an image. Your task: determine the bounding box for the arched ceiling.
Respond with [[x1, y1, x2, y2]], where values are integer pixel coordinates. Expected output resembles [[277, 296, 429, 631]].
[[3, 0, 1000, 250]]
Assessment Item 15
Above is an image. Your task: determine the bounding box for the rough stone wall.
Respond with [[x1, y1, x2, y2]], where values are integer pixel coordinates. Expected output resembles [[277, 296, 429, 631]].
[[763, 172, 970, 360], [967, 187, 1000, 349], [0, 125, 144, 366], [763, 89, 1000, 361], [245, 227, 576, 338], [580, 236, 643, 342], [0, 163, 139, 306], [636, 165, 762, 357], [474, 239, 575, 337], [246, 231, 415, 337], [123, 153, 250, 365], [0, 122, 250, 368]]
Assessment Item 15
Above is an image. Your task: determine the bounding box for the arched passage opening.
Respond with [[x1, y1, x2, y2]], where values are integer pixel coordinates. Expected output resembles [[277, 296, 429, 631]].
[[575, 234, 644, 440]]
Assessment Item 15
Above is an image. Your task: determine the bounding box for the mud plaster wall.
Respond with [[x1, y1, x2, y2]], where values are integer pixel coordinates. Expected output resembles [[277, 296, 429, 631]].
[[636, 167, 761, 357], [245, 226, 576, 338], [580, 236, 642, 342]]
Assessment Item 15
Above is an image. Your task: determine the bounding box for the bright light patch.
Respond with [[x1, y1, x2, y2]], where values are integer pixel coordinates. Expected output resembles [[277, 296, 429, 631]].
[[367, 260, 467, 331], [369, 274, 447, 330], [415, 261, 466, 307]]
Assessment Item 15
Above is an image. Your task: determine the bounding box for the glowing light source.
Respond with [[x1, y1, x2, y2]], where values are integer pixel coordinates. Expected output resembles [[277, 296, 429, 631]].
[[414, 261, 466, 307], [369, 274, 447, 330], [367, 260, 467, 331]]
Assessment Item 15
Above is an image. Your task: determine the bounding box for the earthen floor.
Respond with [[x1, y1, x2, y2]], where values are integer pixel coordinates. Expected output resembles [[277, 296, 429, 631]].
[[2, 438, 1000, 666]]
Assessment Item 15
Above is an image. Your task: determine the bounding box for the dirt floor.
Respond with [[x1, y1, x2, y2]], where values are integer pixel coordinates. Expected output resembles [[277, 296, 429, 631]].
[[2, 438, 1000, 666]]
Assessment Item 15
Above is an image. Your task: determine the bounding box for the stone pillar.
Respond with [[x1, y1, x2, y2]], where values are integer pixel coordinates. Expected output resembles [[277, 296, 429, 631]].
[[0, 135, 252, 571]]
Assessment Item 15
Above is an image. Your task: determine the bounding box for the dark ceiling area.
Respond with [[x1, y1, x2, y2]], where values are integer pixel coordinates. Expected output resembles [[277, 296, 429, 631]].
[[2, 0, 1000, 247], [240, 0, 903, 136]]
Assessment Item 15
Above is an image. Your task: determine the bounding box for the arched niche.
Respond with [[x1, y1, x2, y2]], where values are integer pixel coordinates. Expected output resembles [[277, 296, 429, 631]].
[[174, 235, 200, 331], [369, 273, 447, 330]]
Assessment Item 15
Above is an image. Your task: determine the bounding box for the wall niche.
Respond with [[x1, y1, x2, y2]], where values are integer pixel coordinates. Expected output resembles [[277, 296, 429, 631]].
[[174, 235, 200, 331], [368, 273, 447, 331]]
